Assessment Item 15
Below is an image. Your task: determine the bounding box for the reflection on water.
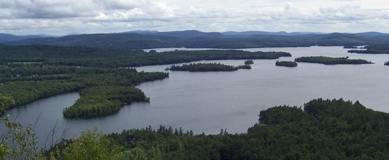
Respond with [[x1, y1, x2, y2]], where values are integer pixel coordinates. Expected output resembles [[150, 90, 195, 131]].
[[2, 46, 389, 147]]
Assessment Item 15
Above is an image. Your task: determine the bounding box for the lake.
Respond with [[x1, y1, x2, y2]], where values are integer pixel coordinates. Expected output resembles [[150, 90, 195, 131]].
[[2, 46, 389, 147]]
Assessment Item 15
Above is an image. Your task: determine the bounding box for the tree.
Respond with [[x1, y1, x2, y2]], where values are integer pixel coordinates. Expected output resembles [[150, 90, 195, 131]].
[[0, 117, 43, 160], [62, 131, 121, 160], [0, 143, 7, 160]]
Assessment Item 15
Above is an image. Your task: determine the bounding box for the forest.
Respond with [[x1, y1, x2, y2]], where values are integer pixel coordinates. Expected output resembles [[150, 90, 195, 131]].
[[0, 44, 291, 118], [295, 56, 372, 65], [0, 45, 291, 67], [0, 80, 83, 114], [63, 86, 149, 119], [0, 64, 169, 118], [385, 62, 389, 66], [22, 98, 387, 160], [275, 61, 298, 67]]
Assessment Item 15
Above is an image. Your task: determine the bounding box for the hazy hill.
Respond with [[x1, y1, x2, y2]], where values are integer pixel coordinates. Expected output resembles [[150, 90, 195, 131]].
[[0, 34, 45, 43], [2, 30, 389, 49]]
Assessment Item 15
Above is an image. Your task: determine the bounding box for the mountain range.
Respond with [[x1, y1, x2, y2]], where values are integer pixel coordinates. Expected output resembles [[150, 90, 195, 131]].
[[1, 30, 389, 49]]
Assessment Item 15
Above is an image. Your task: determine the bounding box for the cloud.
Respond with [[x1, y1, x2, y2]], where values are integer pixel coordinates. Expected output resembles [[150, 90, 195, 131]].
[[0, 0, 389, 35]]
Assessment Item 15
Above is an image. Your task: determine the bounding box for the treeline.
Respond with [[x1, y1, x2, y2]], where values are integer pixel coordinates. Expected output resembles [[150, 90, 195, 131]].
[[0, 45, 291, 68], [295, 56, 372, 65], [0, 80, 83, 115], [47, 98, 389, 159], [385, 62, 389, 66], [275, 61, 298, 67]]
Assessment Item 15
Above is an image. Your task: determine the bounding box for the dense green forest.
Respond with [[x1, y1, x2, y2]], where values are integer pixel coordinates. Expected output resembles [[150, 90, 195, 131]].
[[275, 61, 298, 67], [0, 64, 169, 118], [0, 45, 291, 67], [295, 56, 372, 65], [0, 80, 83, 114], [36, 98, 389, 160], [63, 86, 148, 119]]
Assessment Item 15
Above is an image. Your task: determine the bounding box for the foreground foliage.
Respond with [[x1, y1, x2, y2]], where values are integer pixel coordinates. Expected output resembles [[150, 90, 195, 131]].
[[0, 117, 43, 160], [48, 99, 389, 160], [295, 56, 372, 65]]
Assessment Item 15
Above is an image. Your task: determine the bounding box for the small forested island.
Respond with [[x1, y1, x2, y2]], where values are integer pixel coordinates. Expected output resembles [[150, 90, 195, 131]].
[[244, 60, 254, 65], [275, 61, 298, 67], [236, 64, 252, 70], [385, 62, 389, 66], [3, 98, 388, 159], [295, 56, 372, 65], [167, 63, 239, 72]]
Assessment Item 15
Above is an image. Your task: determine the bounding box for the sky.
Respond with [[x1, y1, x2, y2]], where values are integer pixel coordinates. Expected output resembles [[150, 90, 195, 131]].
[[1, 0, 389, 35]]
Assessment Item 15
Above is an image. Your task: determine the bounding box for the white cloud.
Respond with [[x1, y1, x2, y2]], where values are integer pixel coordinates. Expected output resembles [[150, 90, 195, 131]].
[[0, 0, 389, 35]]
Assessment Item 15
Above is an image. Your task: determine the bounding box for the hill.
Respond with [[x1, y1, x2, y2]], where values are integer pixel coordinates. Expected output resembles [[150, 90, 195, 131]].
[[3, 31, 389, 50]]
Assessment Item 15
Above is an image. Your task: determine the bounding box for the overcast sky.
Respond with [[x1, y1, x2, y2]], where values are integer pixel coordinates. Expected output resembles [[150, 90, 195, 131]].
[[1, 0, 389, 35]]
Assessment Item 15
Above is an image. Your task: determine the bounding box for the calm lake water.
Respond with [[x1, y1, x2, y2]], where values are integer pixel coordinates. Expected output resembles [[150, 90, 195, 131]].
[[2, 46, 389, 147]]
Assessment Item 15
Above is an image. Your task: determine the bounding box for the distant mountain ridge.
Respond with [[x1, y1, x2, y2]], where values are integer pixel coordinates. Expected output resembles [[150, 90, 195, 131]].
[[1, 30, 389, 49], [0, 34, 47, 43]]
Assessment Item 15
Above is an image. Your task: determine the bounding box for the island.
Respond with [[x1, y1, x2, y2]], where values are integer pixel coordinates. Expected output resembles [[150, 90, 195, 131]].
[[236, 64, 252, 70], [275, 61, 298, 67], [295, 56, 373, 65], [385, 62, 389, 66], [244, 60, 254, 65], [167, 63, 242, 72]]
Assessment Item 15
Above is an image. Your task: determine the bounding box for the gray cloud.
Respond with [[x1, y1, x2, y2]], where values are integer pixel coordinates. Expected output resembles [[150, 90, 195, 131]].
[[1, 0, 389, 35]]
